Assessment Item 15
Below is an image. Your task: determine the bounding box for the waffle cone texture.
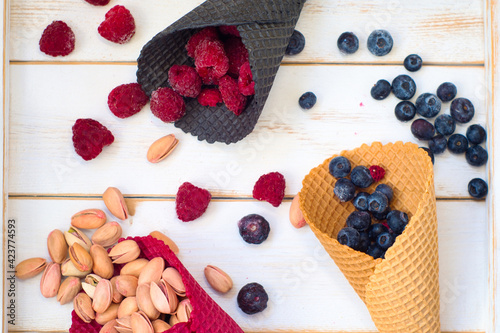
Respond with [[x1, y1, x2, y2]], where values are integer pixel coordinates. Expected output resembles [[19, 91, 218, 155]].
[[137, 0, 306, 144], [299, 142, 440, 332]]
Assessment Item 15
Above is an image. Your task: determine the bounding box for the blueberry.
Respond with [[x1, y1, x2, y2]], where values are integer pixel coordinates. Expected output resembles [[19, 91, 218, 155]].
[[350, 166, 374, 188], [337, 227, 361, 249], [346, 211, 371, 231], [465, 145, 488, 166], [447, 134, 469, 154], [334, 178, 356, 202], [468, 178, 488, 199], [437, 82, 457, 102], [450, 98, 474, 123], [386, 210, 409, 234], [337, 32, 359, 54], [367, 191, 389, 214], [466, 124, 486, 145], [371, 79, 391, 100], [368, 223, 389, 241], [420, 147, 435, 164], [358, 232, 370, 252], [428, 134, 447, 154], [434, 114, 456, 136], [411, 118, 435, 140], [415, 93, 441, 118], [375, 184, 393, 202], [353, 192, 370, 211], [371, 206, 391, 220], [285, 30, 305, 55], [366, 244, 385, 259], [299, 92, 317, 110], [328, 156, 351, 178], [237, 214, 270, 244], [367, 29, 393, 56], [376, 232, 395, 250], [403, 54, 422, 72], [392, 74, 416, 100], [394, 101, 416, 122], [237, 282, 269, 315]]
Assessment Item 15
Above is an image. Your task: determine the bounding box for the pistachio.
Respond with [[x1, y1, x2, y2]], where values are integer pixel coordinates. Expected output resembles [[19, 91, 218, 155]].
[[109, 240, 140, 264], [131, 311, 154, 333], [169, 313, 180, 326], [204, 265, 233, 293], [149, 231, 179, 255], [115, 275, 138, 297], [138, 257, 164, 285], [15, 257, 46, 280], [90, 244, 114, 279], [117, 297, 138, 319], [152, 319, 171, 333], [147, 134, 179, 163], [47, 229, 68, 264], [61, 258, 89, 278], [110, 276, 124, 303], [100, 319, 119, 333], [40, 262, 62, 298], [115, 315, 132, 333], [150, 279, 178, 314], [85, 273, 103, 286], [176, 299, 193, 323], [93, 279, 113, 314], [103, 187, 129, 220], [74, 293, 95, 323], [69, 243, 94, 272], [95, 303, 119, 325], [136, 283, 160, 320], [57, 276, 82, 305], [120, 258, 149, 278], [82, 282, 96, 299], [289, 194, 307, 228], [72, 209, 107, 229], [65, 226, 92, 252], [92, 222, 123, 248], [162, 267, 186, 297]]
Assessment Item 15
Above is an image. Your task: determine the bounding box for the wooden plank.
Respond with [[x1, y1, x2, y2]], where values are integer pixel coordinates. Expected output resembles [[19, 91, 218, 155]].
[[8, 0, 484, 64], [8, 199, 487, 332]]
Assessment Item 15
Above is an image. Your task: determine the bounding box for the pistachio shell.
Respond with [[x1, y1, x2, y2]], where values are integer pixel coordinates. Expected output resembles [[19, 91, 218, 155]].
[[176, 299, 192, 323], [115, 315, 132, 333], [69, 243, 94, 272], [147, 134, 179, 163], [115, 275, 138, 297], [136, 283, 160, 320], [103, 187, 129, 220], [90, 244, 114, 279], [162, 267, 186, 297], [138, 257, 164, 285], [169, 313, 180, 326], [15, 257, 47, 280], [61, 258, 89, 278], [289, 194, 307, 228], [71, 209, 107, 229], [100, 319, 118, 333], [150, 279, 178, 314], [92, 222, 123, 248], [120, 258, 149, 278], [40, 262, 62, 298], [110, 276, 124, 303], [64, 226, 92, 252], [47, 229, 68, 264], [74, 293, 95, 323], [57, 276, 82, 305], [109, 240, 140, 264], [204, 265, 233, 293], [82, 282, 96, 299], [152, 319, 171, 333], [95, 303, 119, 325], [117, 297, 138, 319], [149, 231, 179, 255], [85, 273, 103, 286], [93, 279, 113, 314], [131, 311, 154, 333]]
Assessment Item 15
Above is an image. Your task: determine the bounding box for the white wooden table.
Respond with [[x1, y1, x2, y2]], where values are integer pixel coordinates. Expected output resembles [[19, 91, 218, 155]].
[[2, 0, 500, 332]]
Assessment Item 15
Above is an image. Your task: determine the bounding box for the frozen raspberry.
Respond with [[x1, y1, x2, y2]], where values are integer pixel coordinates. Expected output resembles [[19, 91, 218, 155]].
[[252, 172, 286, 207], [195, 39, 229, 82], [107, 83, 149, 119], [175, 182, 212, 222], [238, 61, 255, 96], [219, 25, 240, 37], [197, 88, 222, 107], [223, 36, 249, 76], [168, 65, 202, 98], [219, 75, 247, 115], [98, 5, 135, 44], [39, 21, 75, 57], [196, 67, 220, 85], [186, 27, 219, 58], [72, 118, 114, 161], [150, 87, 185, 122], [369, 165, 386, 182], [83, 0, 110, 5]]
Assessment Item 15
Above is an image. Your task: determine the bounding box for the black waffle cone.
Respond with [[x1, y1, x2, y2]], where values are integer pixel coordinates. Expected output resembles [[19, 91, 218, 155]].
[[137, 0, 307, 144]]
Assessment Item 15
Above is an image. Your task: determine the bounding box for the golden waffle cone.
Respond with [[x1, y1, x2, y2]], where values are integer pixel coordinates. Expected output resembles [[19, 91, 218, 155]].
[[299, 141, 440, 332]]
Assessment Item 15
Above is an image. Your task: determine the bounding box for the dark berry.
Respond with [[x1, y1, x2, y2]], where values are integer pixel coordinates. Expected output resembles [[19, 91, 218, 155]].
[[368, 191, 389, 214], [84, 0, 110, 5], [150, 87, 185, 122], [428, 135, 447, 155], [197, 88, 222, 107], [367, 29, 393, 56], [353, 192, 369, 211], [366, 244, 385, 259], [411, 118, 435, 140], [252, 172, 286, 207], [168, 65, 202, 98], [39, 21, 75, 57], [337, 227, 361, 249], [175, 182, 212, 222], [98, 5, 136, 44], [386, 210, 409, 234], [447, 134, 469, 154], [371, 79, 391, 100], [434, 114, 456, 136], [285, 30, 305, 55], [358, 232, 370, 253], [376, 232, 395, 250], [416, 93, 441, 118], [238, 214, 270, 244], [465, 145, 488, 166], [238, 61, 255, 96], [369, 165, 385, 182], [333, 178, 356, 202], [403, 54, 422, 72], [219, 75, 247, 115], [72, 118, 114, 161], [328, 156, 351, 178], [450, 98, 475, 123], [371, 206, 391, 220], [346, 211, 371, 232], [437, 82, 457, 102], [225, 36, 249, 77], [107, 83, 149, 119], [350, 166, 374, 188], [337, 32, 359, 54], [394, 101, 416, 122], [466, 124, 487, 145], [237, 283, 268, 315], [375, 184, 393, 202], [368, 223, 389, 241], [392, 74, 416, 100], [299, 92, 317, 110], [420, 147, 435, 164], [468, 178, 488, 199]]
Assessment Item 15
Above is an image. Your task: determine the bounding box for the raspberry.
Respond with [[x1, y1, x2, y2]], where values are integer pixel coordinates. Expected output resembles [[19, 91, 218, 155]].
[[219, 25, 240, 37], [107, 83, 149, 119], [72, 118, 114, 161], [168, 65, 202, 98], [252, 172, 286, 207], [238, 61, 255, 96], [197, 67, 221, 85], [175, 182, 212, 222], [39, 21, 75, 57], [224, 36, 249, 76], [98, 5, 135, 44], [369, 165, 386, 182], [197, 88, 222, 107], [219, 75, 247, 115], [195, 39, 229, 81], [150, 87, 185, 122], [186, 27, 219, 58], [83, 0, 110, 5]]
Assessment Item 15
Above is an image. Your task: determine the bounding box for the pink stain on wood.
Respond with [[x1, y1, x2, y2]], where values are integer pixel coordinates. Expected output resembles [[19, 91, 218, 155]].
[[360, 102, 364, 107]]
